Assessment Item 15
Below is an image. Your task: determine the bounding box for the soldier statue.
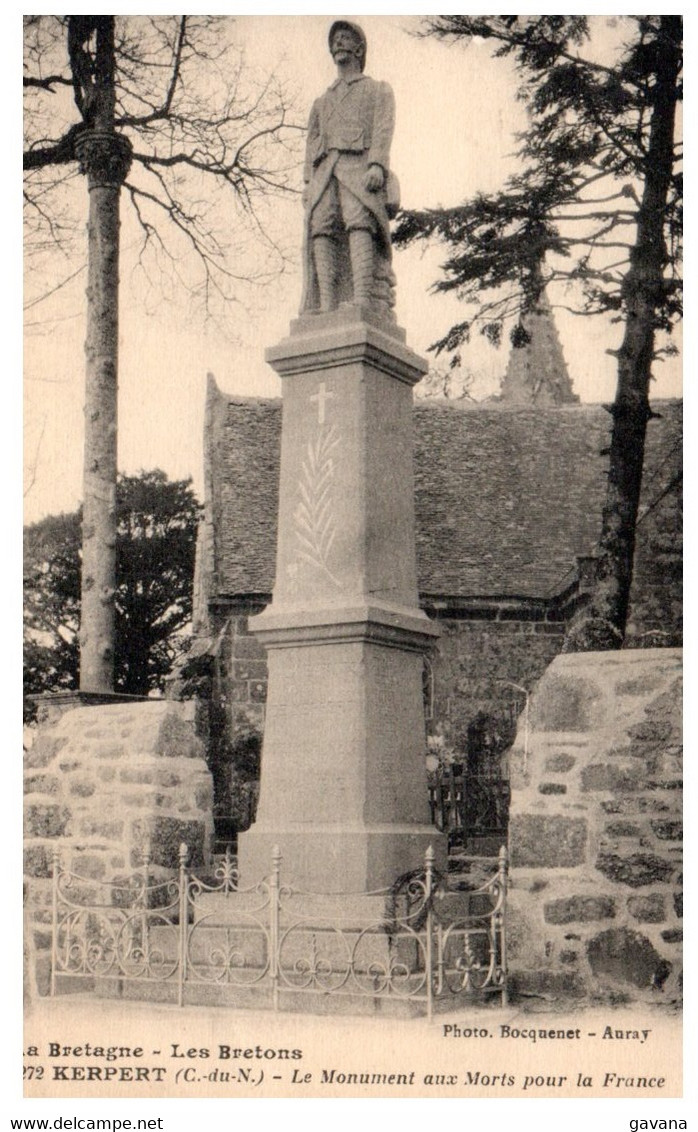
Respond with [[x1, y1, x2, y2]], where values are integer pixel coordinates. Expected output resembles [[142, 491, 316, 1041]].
[[300, 21, 399, 320]]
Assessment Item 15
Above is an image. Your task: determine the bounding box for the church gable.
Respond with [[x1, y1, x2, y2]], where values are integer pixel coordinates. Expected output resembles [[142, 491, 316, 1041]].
[[200, 375, 682, 617]]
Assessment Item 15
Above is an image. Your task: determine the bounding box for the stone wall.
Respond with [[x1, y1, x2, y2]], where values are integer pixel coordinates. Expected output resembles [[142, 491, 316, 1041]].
[[507, 649, 682, 1005], [427, 616, 566, 753], [23, 700, 214, 995], [222, 610, 269, 737]]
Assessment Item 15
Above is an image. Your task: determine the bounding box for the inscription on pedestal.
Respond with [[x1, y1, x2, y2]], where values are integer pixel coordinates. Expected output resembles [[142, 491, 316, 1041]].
[[290, 387, 341, 590], [310, 381, 334, 423]]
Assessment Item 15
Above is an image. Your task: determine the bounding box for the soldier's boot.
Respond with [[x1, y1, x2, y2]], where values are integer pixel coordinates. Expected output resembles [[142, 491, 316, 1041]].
[[349, 229, 374, 306], [312, 236, 337, 312]]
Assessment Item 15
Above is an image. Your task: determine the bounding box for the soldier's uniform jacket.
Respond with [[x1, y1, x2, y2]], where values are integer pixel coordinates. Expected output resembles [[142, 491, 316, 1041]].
[[304, 73, 395, 184]]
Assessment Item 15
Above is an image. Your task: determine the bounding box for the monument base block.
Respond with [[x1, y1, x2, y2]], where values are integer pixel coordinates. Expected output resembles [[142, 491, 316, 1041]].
[[238, 823, 447, 893]]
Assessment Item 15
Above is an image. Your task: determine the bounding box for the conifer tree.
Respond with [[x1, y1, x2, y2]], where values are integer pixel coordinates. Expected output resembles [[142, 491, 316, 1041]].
[[395, 16, 682, 648]]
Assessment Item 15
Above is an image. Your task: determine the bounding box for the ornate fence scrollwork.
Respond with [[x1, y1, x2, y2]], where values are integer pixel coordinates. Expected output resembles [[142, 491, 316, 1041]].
[[50, 849, 181, 996], [274, 861, 432, 1004], [432, 847, 508, 1007], [50, 844, 507, 1015], [183, 845, 274, 1002]]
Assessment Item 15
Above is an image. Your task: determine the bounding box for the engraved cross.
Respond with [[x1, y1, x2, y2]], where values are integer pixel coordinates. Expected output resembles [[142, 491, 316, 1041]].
[[310, 382, 334, 425]]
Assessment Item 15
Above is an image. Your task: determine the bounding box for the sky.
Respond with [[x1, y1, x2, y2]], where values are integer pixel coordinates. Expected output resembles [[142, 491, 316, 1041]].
[[23, 13, 683, 524]]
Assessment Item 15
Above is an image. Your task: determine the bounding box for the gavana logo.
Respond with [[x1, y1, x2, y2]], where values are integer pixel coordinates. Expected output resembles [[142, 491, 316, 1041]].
[[629, 1122, 687, 1131]]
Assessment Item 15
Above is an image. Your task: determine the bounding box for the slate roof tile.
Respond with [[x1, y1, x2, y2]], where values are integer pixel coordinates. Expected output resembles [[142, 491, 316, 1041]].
[[202, 379, 681, 603]]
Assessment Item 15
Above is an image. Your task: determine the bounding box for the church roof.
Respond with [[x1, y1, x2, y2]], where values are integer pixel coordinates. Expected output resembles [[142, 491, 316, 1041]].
[[201, 376, 682, 603]]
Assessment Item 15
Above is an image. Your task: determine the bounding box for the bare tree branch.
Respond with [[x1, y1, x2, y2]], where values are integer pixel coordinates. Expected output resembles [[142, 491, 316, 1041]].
[[24, 262, 86, 311], [23, 74, 72, 90], [24, 16, 304, 322]]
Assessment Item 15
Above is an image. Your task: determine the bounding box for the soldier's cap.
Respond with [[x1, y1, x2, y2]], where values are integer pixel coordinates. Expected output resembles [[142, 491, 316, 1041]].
[[329, 20, 367, 71]]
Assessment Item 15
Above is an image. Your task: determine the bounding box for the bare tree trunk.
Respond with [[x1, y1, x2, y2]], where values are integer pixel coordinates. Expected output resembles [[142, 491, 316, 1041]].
[[74, 18, 132, 690], [565, 15, 681, 652]]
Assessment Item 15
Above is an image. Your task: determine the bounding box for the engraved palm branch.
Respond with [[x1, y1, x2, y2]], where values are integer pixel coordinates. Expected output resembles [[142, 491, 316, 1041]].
[[293, 424, 341, 585]]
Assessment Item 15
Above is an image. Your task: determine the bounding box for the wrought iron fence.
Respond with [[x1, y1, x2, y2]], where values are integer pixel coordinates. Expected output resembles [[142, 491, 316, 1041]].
[[429, 767, 510, 846], [50, 845, 507, 1018]]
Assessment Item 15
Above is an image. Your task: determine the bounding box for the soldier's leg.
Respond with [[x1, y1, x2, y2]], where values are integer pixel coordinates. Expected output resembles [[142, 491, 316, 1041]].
[[310, 179, 341, 312], [312, 235, 337, 312], [348, 228, 374, 305], [337, 181, 377, 305]]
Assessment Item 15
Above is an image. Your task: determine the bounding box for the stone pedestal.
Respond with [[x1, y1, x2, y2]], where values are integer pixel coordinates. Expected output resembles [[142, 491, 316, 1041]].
[[238, 307, 445, 892]]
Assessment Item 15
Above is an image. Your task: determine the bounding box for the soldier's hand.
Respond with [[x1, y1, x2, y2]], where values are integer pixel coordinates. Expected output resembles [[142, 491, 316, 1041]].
[[363, 164, 385, 192]]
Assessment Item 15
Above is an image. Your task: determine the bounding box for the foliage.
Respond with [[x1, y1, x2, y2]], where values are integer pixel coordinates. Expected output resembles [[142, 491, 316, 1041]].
[[206, 726, 262, 840], [113, 471, 202, 695], [23, 513, 81, 710], [23, 16, 303, 322], [415, 364, 475, 403], [24, 470, 201, 714], [227, 729, 263, 781]]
